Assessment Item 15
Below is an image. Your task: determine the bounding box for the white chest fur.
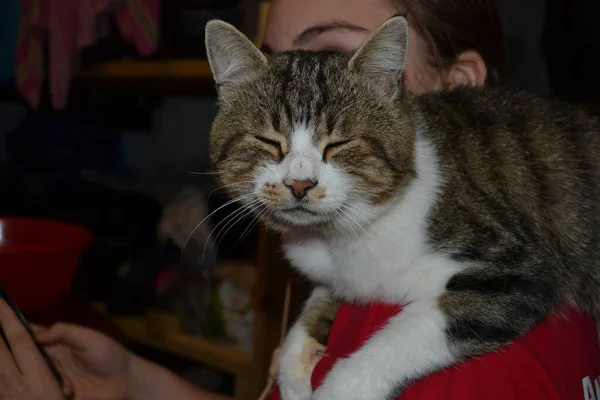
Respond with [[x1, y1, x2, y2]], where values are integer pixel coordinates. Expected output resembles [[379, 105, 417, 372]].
[[282, 133, 462, 304]]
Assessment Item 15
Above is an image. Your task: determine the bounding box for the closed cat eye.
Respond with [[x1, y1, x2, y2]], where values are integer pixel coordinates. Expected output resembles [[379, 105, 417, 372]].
[[323, 140, 352, 161], [254, 136, 282, 149], [254, 136, 283, 160]]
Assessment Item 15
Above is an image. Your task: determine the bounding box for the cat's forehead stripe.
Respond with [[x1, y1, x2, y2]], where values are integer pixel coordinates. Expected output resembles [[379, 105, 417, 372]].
[[272, 52, 341, 133]]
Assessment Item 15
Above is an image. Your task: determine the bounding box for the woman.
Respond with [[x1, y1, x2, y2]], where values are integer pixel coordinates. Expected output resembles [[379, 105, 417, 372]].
[[2, 1, 598, 399], [263, 0, 505, 92]]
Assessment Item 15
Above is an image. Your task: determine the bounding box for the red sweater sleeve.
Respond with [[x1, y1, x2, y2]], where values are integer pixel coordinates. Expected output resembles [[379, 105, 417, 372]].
[[271, 302, 600, 400]]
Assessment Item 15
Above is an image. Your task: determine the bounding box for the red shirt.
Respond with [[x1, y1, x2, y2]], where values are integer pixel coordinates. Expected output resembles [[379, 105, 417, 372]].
[[271, 302, 600, 400]]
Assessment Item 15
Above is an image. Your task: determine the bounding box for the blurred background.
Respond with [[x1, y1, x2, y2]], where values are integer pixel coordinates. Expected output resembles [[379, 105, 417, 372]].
[[0, 0, 598, 399]]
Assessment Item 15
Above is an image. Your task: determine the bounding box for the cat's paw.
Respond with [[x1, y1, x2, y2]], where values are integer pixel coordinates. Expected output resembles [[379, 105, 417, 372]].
[[312, 357, 394, 400], [279, 379, 313, 400], [279, 326, 326, 400]]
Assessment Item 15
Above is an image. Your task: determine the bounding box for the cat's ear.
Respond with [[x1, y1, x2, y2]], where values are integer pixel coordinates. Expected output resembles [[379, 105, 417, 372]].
[[205, 20, 267, 91], [348, 16, 409, 97]]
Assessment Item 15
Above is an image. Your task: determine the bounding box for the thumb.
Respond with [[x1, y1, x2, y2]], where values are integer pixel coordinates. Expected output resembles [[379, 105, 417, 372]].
[[30, 323, 50, 336]]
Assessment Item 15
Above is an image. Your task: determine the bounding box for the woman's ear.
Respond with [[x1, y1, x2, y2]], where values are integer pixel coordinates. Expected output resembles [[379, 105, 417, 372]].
[[446, 50, 488, 88]]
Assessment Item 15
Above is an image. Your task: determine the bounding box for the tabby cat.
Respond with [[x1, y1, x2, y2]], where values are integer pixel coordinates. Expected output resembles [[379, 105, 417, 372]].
[[204, 16, 600, 400]]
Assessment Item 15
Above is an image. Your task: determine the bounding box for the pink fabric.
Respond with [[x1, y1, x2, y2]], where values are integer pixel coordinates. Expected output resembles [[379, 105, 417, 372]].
[[15, 0, 160, 110]]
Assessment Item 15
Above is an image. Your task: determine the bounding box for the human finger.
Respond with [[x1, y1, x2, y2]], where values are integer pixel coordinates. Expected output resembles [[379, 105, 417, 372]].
[[48, 353, 75, 398], [30, 323, 50, 336], [0, 299, 44, 372], [0, 318, 20, 380]]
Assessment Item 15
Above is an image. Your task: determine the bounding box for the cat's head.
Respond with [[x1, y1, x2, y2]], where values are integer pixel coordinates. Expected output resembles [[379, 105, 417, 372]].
[[205, 17, 416, 233]]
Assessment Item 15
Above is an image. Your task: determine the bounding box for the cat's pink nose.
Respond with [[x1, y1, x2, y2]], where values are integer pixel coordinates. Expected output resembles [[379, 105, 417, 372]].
[[286, 180, 317, 199]]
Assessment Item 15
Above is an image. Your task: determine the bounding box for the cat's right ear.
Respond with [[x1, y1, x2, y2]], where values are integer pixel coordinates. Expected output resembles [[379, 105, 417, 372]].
[[205, 20, 267, 92], [348, 16, 409, 98]]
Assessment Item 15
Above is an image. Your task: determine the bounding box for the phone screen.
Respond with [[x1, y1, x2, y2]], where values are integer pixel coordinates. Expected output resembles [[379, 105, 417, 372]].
[[0, 284, 63, 386]]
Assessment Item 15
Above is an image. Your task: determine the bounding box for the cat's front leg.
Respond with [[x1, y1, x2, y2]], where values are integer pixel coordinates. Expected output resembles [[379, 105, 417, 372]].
[[279, 287, 339, 400], [313, 270, 552, 400], [312, 299, 454, 400]]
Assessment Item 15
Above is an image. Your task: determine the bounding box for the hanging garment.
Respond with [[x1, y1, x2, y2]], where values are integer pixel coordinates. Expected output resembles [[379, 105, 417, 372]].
[[14, 0, 160, 110]]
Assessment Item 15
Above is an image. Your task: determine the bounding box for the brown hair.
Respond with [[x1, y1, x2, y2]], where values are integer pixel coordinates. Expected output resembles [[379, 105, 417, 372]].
[[392, 0, 508, 85]]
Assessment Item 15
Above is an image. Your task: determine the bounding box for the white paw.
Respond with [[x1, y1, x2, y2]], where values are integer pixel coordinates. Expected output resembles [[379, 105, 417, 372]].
[[312, 357, 394, 400], [278, 326, 326, 400], [279, 379, 312, 400]]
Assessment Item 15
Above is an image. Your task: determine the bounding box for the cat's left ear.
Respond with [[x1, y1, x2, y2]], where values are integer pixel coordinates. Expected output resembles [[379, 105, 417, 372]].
[[348, 16, 409, 97], [205, 20, 267, 91]]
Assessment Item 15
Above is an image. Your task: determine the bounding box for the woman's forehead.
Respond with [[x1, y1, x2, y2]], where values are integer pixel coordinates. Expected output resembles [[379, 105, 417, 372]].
[[263, 0, 397, 53]]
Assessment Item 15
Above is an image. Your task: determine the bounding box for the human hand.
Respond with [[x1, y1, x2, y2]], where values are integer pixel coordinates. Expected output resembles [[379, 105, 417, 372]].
[[0, 299, 65, 400], [34, 322, 131, 400], [37, 322, 233, 400]]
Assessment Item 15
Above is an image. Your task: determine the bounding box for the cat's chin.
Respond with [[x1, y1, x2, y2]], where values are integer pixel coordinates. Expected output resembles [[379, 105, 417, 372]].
[[261, 209, 334, 233]]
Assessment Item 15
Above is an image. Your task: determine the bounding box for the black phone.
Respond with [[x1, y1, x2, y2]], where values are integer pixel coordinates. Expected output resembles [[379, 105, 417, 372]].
[[0, 284, 63, 386]]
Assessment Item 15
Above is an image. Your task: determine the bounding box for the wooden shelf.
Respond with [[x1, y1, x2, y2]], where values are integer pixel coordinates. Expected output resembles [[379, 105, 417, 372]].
[[75, 59, 217, 94], [92, 304, 250, 375], [111, 316, 250, 374], [79, 59, 213, 80]]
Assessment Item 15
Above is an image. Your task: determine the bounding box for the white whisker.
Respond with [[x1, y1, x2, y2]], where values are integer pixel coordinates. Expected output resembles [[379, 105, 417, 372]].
[[215, 200, 265, 251], [207, 181, 255, 202], [181, 193, 254, 264], [207, 198, 263, 256], [237, 201, 271, 245], [333, 207, 359, 239], [186, 171, 221, 175], [342, 202, 375, 226]]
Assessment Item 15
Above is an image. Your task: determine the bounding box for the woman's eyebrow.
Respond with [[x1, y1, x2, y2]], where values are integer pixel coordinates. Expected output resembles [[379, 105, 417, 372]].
[[293, 20, 369, 46]]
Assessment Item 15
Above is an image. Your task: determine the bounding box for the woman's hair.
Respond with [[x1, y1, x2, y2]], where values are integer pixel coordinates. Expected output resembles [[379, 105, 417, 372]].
[[393, 0, 508, 85]]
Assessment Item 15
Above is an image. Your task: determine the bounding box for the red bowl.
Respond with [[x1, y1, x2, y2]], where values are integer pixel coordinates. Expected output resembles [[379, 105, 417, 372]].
[[0, 217, 94, 313]]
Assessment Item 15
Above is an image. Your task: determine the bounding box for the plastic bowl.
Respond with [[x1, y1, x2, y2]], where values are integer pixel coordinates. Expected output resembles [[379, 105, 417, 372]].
[[0, 217, 94, 313]]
